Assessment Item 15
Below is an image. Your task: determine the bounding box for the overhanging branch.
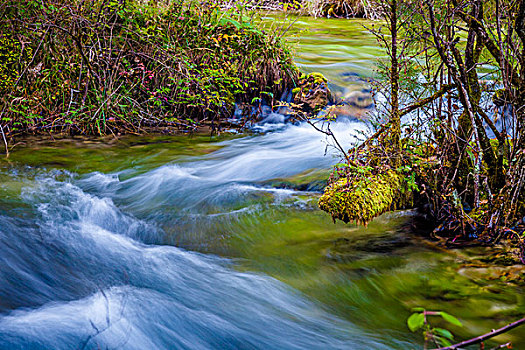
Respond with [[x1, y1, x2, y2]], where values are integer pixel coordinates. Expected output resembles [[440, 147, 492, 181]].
[[400, 84, 455, 116]]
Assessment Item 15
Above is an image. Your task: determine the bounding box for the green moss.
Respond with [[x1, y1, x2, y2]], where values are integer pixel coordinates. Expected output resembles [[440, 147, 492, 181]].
[[309, 72, 327, 84], [293, 72, 328, 94], [318, 169, 402, 225]]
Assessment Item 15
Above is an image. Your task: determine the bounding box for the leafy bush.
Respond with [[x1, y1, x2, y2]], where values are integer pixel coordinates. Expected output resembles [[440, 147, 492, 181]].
[[0, 0, 298, 137]]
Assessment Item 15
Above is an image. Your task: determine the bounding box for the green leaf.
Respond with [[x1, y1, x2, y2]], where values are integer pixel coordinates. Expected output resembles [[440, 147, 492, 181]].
[[439, 312, 463, 327], [411, 307, 425, 312], [247, 27, 263, 35], [435, 337, 452, 347], [407, 313, 425, 332], [218, 17, 241, 29], [433, 328, 454, 340], [466, 148, 475, 162]]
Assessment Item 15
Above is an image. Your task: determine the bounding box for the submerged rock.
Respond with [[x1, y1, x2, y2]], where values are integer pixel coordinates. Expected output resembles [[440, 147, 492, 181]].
[[341, 90, 374, 109], [262, 168, 331, 192], [326, 89, 374, 120]]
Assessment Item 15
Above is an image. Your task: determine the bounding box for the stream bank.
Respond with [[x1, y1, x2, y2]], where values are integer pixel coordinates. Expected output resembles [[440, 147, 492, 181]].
[[0, 0, 297, 145]]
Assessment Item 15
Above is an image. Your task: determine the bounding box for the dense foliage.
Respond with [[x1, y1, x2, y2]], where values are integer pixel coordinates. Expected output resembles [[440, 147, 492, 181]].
[[0, 0, 297, 140]]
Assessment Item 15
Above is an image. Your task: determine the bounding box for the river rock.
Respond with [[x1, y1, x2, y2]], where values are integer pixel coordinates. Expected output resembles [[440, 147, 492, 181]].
[[324, 89, 374, 120], [342, 90, 374, 109], [290, 73, 374, 120], [292, 72, 333, 113]]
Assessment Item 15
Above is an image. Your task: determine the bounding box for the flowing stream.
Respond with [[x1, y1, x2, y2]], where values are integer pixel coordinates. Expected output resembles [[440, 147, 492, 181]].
[[1, 16, 524, 349]]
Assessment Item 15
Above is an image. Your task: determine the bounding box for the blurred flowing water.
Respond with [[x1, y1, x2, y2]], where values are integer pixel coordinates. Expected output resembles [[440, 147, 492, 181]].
[[282, 16, 380, 93], [0, 16, 524, 350], [0, 122, 406, 349]]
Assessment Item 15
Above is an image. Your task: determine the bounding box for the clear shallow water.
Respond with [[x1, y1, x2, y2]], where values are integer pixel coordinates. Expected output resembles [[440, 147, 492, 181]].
[[1, 16, 524, 350]]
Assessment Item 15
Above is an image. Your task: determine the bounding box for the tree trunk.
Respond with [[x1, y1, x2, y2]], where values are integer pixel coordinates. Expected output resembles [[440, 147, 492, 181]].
[[389, 0, 401, 167]]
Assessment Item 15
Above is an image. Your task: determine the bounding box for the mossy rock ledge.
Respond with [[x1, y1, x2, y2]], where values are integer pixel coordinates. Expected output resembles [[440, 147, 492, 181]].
[[318, 169, 403, 225]]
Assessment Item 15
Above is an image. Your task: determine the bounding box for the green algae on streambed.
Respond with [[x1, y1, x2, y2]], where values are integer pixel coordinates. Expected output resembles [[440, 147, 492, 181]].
[[171, 202, 525, 347], [0, 133, 240, 176]]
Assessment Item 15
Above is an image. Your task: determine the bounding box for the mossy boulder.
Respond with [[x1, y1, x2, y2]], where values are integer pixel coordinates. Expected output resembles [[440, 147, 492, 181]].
[[292, 72, 332, 113], [318, 169, 402, 225]]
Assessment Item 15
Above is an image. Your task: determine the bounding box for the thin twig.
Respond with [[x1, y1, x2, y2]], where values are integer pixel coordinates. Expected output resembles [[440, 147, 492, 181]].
[[433, 317, 525, 350]]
